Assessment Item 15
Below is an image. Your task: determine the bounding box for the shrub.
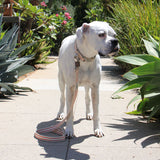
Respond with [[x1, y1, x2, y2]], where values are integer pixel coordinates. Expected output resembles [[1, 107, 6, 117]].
[[14, 0, 56, 60], [14, 0, 75, 56], [51, 5, 75, 55], [113, 33, 160, 121]]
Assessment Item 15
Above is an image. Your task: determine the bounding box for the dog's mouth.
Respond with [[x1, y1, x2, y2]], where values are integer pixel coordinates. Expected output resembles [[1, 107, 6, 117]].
[[99, 46, 120, 57], [112, 46, 119, 53]]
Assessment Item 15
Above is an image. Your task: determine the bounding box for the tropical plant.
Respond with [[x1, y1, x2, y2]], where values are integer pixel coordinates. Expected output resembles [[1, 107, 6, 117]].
[[113, 33, 160, 121], [0, 15, 35, 95]]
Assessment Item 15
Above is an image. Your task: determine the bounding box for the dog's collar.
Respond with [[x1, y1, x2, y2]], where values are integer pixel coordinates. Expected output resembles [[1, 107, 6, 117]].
[[75, 42, 96, 62]]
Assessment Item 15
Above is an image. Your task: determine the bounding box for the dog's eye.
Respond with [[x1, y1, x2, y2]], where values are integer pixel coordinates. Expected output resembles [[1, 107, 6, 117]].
[[98, 32, 106, 38], [113, 34, 117, 38]]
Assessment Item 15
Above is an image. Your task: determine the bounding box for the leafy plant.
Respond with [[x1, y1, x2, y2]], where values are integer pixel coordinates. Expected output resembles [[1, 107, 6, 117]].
[[19, 30, 52, 64], [0, 15, 35, 95], [14, 0, 57, 57], [113, 33, 160, 121]]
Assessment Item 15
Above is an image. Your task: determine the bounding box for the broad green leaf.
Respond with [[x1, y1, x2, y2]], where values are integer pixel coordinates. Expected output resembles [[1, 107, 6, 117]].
[[126, 110, 142, 115], [115, 54, 160, 66], [141, 77, 160, 94], [123, 71, 138, 80], [131, 61, 160, 76], [113, 76, 154, 95], [143, 39, 159, 57], [127, 92, 160, 108]]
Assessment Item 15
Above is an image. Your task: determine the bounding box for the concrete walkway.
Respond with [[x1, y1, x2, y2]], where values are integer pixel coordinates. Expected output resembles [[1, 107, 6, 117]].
[[0, 57, 160, 160]]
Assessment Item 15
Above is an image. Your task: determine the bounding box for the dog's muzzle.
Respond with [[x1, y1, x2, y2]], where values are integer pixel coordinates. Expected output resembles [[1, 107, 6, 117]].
[[99, 39, 120, 57]]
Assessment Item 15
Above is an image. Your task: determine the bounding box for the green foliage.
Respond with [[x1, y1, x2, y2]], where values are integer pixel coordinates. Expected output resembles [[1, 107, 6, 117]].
[[0, 15, 35, 95], [14, 0, 75, 57], [85, 0, 113, 22], [13, 0, 56, 58], [113, 33, 160, 121], [85, 0, 160, 71], [109, 0, 160, 70], [19, 30, 52, 64]]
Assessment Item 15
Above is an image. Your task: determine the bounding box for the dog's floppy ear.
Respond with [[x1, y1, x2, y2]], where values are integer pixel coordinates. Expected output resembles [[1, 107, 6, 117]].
[[76, 23, 90, 39]]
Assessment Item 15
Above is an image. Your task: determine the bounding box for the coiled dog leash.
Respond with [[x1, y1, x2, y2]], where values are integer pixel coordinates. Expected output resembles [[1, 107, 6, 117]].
[[34, 54, 80, 142]]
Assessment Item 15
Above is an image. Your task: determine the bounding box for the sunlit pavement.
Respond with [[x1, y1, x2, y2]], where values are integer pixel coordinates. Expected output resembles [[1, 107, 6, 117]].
[[0, 57, 160, 160]]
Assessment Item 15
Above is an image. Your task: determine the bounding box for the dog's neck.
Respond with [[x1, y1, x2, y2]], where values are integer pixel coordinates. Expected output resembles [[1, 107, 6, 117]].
[[75, 39, 97, 61]]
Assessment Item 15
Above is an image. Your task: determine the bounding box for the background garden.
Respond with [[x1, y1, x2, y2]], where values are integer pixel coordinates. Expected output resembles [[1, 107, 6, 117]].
[[0, 0, 160, 120]]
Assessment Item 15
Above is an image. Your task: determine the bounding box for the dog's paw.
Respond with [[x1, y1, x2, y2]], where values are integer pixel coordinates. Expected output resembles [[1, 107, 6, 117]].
[[94, 128, 104, 138], [57, 112, 65, 120], [86, 113, 93, 120], [65, 126, 74, 138]]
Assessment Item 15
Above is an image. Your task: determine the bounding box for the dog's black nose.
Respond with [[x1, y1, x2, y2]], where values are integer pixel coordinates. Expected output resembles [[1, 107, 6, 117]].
[[111, 39, 119, 46]]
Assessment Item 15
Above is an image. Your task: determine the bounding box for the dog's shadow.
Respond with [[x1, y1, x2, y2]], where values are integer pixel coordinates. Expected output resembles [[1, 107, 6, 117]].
[[36, 118, 93, 160]]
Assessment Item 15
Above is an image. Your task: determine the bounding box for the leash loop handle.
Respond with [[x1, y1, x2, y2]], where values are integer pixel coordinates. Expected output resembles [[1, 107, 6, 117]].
[[34, 56, 79, 142]]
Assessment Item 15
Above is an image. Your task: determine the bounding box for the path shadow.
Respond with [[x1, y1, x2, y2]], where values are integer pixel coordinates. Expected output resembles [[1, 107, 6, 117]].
[[35, 118, 92, 160], [106, 117, 160, 148], [102, 65, 125, 82]]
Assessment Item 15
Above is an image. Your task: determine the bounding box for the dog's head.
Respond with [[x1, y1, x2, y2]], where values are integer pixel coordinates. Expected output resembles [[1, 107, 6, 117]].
[[76, 21, 119, 56]]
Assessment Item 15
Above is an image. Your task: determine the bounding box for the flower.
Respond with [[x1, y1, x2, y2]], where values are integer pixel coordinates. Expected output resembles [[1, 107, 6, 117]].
[[49, 25, 55, 31], [67, 16, 72, 20], [56, 14, 59, 17], [41, 1, 47, 7], [61, 6, 67, 11], [64, 12, 71, 20], [64, 12, 70, 18], [62, 20, 67, 25]]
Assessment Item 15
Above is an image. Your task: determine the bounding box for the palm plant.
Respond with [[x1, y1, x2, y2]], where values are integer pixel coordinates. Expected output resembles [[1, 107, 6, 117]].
[[113, 33, 160, 121], [0, 15, 35, 95]]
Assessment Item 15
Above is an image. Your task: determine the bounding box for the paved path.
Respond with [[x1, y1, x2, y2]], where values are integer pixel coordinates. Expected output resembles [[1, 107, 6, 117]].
[[0, 57, 160, 160]]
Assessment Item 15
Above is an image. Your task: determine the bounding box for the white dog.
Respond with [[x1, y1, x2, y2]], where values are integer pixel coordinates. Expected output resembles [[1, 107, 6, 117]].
[[57, 21, 119, 138]]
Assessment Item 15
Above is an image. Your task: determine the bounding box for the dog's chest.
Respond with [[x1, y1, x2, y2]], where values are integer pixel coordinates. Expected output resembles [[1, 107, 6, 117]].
[[78, 61, 101, 86]]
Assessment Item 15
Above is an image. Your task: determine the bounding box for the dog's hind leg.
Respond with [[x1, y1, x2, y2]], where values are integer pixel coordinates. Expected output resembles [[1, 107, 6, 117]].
[[57, 71, 65, 120], [85, 86, 93, 120]]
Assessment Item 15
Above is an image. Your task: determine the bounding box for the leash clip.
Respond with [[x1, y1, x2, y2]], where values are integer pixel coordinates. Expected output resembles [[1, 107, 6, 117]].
[[74, 55, 80, 70]]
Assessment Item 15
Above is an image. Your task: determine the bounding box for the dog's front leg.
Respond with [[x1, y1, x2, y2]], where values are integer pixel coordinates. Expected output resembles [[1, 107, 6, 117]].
[[65, 85, 75, 138], [85, 86, 93, 120], [91, 85, 104, 137]]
